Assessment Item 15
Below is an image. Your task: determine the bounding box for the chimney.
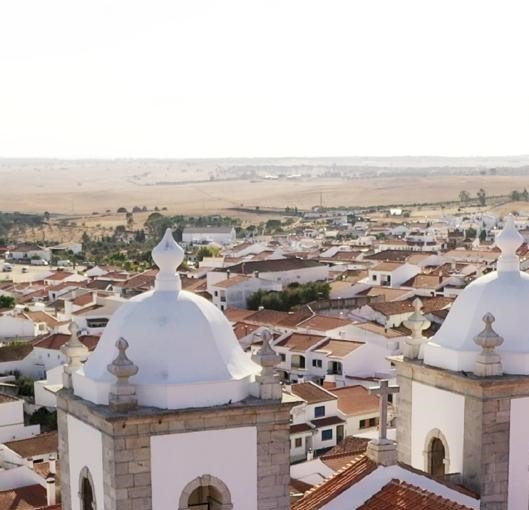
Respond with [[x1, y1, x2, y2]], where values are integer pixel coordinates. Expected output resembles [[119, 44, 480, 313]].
[[48, 455, 56, 474], [46, 475, 56, 506], [254, 270, 260, 278], [226, 269, 231, 279], [323, 374, 337, 390]]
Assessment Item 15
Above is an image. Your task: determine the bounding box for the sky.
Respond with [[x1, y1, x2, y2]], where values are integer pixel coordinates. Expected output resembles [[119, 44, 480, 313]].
[[0, 0, 528, 159]]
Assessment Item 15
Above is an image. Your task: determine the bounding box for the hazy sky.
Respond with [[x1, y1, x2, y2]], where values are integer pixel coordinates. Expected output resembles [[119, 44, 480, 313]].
[[1, 0, 528, 158]]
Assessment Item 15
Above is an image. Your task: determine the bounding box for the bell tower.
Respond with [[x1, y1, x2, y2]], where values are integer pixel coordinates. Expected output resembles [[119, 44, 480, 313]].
[[58, 230, 295, 510]]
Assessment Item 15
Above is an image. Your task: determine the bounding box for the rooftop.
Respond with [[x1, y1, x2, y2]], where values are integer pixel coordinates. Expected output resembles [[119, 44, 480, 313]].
[[4, 431, 58, 458], [289, 382, 337, 404], [331, 385, 380, 416]]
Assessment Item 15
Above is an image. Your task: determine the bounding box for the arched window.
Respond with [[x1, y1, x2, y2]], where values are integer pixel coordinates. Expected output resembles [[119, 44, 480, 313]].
[[423, 428, 449, 478], [179, 475, 233, 510], [79, 466, 96, 510]]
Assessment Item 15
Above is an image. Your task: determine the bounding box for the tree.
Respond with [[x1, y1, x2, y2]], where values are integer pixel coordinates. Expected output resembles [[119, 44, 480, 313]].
[[477, 188, 486, 206], [0, 295, 16, 308], [459, 190, 470, 203], [43, 211, 50, 222], [117, 207, 127, 213], [479, 230, 487, 242], [511, 190, 521, 201], [195, 245, 221, 262], [522, 189, 529, 201]]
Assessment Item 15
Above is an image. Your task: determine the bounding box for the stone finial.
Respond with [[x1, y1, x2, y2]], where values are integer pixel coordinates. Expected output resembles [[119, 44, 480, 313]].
[[473, 312, 504, 377], [152, 228, 184, 292], [496, 214, 523, 273], [252, 329, 282, 400], [403, 298, 431, 360], [61, 322, 89, 389], [107, 337, 139, 412]]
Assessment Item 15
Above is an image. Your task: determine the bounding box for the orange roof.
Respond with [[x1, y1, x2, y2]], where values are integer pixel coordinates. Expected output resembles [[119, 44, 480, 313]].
[[371, 261, 403, 272], [32, 333, 100, 351], [0, 484, 49, 510], [276, 332, 326, 353], [45, 271, 74, 281], [331, 385, 380, 416], [232, 321, 260, 340], [298, 315, 352, 332], [289, 382, 336, 404], [224, 308, 256, 323], [72, 293, 93, 306], [5, 431, 58, 458], [291, 455, 377, 510], [213, 274, 251, 288], [312, 339, 364, 358], [357, 479, 474, 510]]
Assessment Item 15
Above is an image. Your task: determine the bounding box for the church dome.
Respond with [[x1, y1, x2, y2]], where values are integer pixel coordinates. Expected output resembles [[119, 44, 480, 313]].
[[424, 215, 529, 374], [73, 229, 260, 409]]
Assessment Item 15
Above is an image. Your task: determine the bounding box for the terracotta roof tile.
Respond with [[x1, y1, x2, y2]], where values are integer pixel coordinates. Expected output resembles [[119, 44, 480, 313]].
[[213, 274, 252, 288], [223, 308, 256, 323], [320, 436, 370, 458], [222, 258, 324, 274], [290, 423, 313, 434], [310, 416, 345, 427], [5, 431, 58, 458], [0, 484, 49, 510], [290, 478, 314, 495], [291, 454, 377, 510], [289, 382, 336, 404], [312, 339, 364, 358], [370, 297, 453, 317], [298, 315, 352, 332], [0, 343, 33, 362], [32, 333, 100, 351], [331, 385, 380, 416], [276, 332, 327, 353], [357, 479, 474, 509]]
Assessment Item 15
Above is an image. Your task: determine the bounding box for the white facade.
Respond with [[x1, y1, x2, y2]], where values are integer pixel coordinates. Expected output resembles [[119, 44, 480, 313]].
[[182, 227, 236, 245], [0, 316, 37, 338], [410, 381, 464, 475], [67, 415, 104, 510], [0, 399, 40, 442], [210, 277, 281, 310], [367, 263, 420, 288], [151, 427, 257, 509], [508, 397, 529, 510]]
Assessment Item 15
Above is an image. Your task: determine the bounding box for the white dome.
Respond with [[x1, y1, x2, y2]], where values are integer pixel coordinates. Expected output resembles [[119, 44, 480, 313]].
[[424, 215, 529, 374], [73, 229, 260, 409]]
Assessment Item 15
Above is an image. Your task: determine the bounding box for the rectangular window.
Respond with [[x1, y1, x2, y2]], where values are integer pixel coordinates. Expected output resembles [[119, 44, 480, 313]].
[[295, 437, 302, 448], [372, 274, 377, 281], [321, 429, 333, 441], [280, 353, 286, 362], [314, 405, 325, 418], [312, 359, 322, 368]]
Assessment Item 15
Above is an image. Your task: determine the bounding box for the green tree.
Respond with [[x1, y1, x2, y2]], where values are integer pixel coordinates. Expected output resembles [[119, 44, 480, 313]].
[[0, 295, 16, 308], [511, 190, 521, 201], [477, 188, 486, 206], [522, 189, 529, 201], [459, 190, 470, 203], [195, 245, 221, 262]]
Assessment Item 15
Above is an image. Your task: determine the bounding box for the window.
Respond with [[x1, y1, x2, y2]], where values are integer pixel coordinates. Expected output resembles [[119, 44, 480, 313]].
[[312, 359, 322, 368], [280, 353, 286, 362], [372, 274, 377, 281], [321, 429, 333, 441], [86, 318, 108, 328], [295, 437, 302, 448], [214, 290, 218, 296], [314, 406, 325, 418], [79, 467, 95, 510], [359, 417, 379, 429]]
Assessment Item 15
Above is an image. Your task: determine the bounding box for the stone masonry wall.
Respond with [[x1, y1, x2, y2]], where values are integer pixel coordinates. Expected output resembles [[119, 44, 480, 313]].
[[58, 390, 293, 510]]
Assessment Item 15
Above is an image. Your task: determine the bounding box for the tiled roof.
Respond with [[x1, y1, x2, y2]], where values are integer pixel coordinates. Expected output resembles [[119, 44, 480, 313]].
[[312, 339, 364, 358], [357, 479, 474, 510], [45, 271, 74, 281], [32, 333, 100, 351], [121, 270, 158, 289], [72, 293, 93, 306], [370, 297, 453, 317], [365, 250, 419, 262], [275, 332, 327, 353], [223, 308, 256, 323], [290, 478, 314, 495], [331, 385, 380, 416], [232, 321, 261, 340], [352, 321, 404, 338], [290, 423, 313, 434], [0, 343, 33, 362], [291, 455, 377, 510], [0, 393, 19, 404], [22, 311, 62, 328], [320, 436, 370, 458], [401, 274, 445, 289], [213, 275, 251, 288], [5, 431, 58, 458], [0, 484, 49, 510], [289, 382, 336, 404], [297, 315, 352, 332], [371, 261, 404, 272], [221, 257, 323, 274], [310, 416, 345, 428]]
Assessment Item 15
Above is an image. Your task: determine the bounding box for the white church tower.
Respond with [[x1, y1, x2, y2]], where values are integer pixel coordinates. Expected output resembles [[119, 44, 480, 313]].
[[395, 215, 529, 509], [58, 229, 294, 510]]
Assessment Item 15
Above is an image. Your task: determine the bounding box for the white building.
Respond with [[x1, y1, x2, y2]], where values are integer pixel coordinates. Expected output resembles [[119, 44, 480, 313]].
[[57, 229, 295, 510], [209, 274, 282, 311], [0, 395, 40, 443], [182, 226, 236, 245]]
